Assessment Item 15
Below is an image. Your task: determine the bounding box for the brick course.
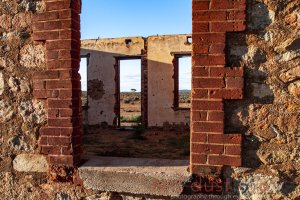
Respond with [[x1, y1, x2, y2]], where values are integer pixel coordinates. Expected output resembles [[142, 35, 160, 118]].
[[33, 0, 82, 167], [191, 0, 245, 173]]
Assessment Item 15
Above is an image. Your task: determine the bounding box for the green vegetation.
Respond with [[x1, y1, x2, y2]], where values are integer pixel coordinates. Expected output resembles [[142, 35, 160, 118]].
[[120, 115, 141, 123], [179, 92, 191, 103]]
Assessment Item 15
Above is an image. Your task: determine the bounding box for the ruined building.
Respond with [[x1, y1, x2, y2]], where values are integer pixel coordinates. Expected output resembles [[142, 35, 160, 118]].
[[81, 35, 192, 128], [0, 0, 300, 199]]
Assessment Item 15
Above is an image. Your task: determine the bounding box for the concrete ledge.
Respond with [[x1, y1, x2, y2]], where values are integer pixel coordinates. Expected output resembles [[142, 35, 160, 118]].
[[79, 156, 190, 197]]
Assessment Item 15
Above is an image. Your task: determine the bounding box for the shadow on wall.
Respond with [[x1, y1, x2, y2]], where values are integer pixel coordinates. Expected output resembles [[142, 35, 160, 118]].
[[224, 0, 275, 169]]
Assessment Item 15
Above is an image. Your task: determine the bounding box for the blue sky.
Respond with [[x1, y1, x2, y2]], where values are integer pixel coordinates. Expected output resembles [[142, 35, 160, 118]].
[[120, 60, 141, 92], [80, 0, 192, 91]]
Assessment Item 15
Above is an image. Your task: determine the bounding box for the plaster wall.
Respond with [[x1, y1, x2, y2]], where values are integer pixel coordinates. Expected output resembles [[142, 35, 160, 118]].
[[147, 34, 191, 127]]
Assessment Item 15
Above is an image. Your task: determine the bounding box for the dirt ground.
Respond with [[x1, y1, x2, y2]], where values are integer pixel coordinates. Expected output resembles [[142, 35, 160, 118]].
[[83, 92, 190, 160], [83, 127, 190, 160]]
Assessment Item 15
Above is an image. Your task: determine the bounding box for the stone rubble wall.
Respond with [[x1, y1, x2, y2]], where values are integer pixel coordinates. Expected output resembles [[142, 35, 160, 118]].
[[0, 0, 48, 199], [225, 0, 300, 199]]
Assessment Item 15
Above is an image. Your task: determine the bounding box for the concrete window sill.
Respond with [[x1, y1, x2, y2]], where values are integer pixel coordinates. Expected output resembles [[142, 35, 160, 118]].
[[79, 156, 190, 197]]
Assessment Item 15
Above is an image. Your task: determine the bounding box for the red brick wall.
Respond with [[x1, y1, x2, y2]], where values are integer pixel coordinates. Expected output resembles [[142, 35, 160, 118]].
[[191, 0, 246, 174], [32, 0, 82, 166]]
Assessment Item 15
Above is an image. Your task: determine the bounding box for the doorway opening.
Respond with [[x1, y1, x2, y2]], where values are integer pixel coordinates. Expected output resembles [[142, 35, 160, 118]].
[[80, 54, 89, 126], [173, 53, 191, 110], [116, 58, 142, 128]]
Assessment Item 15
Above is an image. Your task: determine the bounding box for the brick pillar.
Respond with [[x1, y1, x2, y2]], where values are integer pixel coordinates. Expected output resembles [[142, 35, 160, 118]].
[[191, 0, 246, 174], [32, 0, 82, 167]]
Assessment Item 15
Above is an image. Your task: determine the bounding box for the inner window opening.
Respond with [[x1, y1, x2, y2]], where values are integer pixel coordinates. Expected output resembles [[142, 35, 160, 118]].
[[80, 57, 88, 107], [178, 56, 191, 109], [119, 59, 142, 128]]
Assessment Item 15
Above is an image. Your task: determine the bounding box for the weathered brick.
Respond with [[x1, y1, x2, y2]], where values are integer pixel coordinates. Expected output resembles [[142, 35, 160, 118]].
[[47, 50, 59, 60], [193, 1, 210, 11], [46, 80, 73, 89], [208, 89, 223, 99], [40, 127, 61, 136], [46, 1, 71, 11], [210, 44, 226, 54], [191, 154, 207, 164], [210, 0, 246, 10], [193, 122, 224, 133], [211, 21, 246, 32], [225, 145, 241, 156], [48, 117, 74, 127], [33, 70, 59, 79], [210, 67, 244, 77], [192, 143, 224, 154], [192, 89, 209, 99], [193, 22, 210, 32], [46, 40, 72, 50], [39, 136, 48, 146], [62, 146, 73, 155], [48, 99, 73, 109], [192, 77, 225, 88], [193, 55, 226, 66], [33, 80, 46, 90], [226, 77, 244, 88], [193, 33, 226, 44], [33, 90, 59, 99], [209, 89, 243, 99], [192, 100, 223, 110], [33, 31, 59, 41], [60, 127, 78, 136], [209, 155, 241, 166], [48, 136, 71, 146], [227, 10, 246, 21], [192, 67, 209, 76], [191, 132, 208, 143], [208, 134, 242, 144], [33, 12, 60, 22], [222, 89, 243, 99], [208, 111, 224, 121], [193, 11, 227, 21], [41, 146, 61, 155], [192, 111, 208, 121], [193, 44, 210, 54]]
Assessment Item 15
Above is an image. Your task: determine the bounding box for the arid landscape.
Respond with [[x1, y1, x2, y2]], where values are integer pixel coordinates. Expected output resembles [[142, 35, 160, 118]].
[[120, 92, 142, 126]]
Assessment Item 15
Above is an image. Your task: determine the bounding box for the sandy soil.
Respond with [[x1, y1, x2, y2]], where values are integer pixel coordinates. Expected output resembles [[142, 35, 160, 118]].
[[84, 127, 190, 160]]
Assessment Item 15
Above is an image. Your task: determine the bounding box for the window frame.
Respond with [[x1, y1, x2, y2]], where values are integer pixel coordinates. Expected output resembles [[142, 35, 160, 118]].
[[171, 52, 192, 111]]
